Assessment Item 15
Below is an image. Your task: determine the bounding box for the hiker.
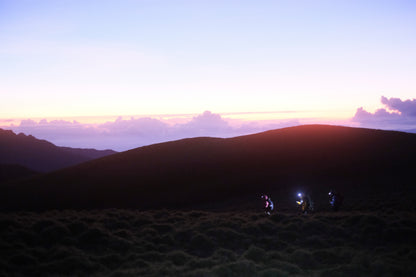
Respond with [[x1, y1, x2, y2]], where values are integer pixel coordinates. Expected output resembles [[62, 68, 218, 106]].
[[328, 189, 344, 211], [261, 194, 274, 215], [296, 192, 313, 214]]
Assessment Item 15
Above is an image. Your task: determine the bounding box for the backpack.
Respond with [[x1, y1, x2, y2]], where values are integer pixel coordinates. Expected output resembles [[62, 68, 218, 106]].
[[268, 199, 274, 210]]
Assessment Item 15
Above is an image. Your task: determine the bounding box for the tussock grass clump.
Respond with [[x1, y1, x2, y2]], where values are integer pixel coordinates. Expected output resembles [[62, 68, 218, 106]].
[[187, 233, 216, 257], [210, 259, 258, 277], [258, 268, 288, 277], [99, 253, 124, 270], [243, 246, 267, 263], [9, 253, 37, 266], [166, 250, 190, 266], [313, 247, 353, 265], [289, 249, 317, 269], [301, 235, 329, 248], [212, 248, 238, 263], [67, 221, 89, 235], [268, 259, 302, 274], [40, 224, 70, 243], [206, 227, 247, 250]]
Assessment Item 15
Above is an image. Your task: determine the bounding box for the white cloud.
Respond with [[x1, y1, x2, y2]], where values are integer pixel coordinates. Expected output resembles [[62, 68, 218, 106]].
[[2, 111, 302, 151], [381, 96, 416, 117], [173, 111, 233, 137], [352, 96, 416, 131]]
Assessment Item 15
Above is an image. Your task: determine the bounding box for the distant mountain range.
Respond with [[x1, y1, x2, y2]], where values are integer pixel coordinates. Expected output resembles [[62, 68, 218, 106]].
[[0, 128, 116, 174], [1, 125, 415, 211], [402, 128, 416, 133]]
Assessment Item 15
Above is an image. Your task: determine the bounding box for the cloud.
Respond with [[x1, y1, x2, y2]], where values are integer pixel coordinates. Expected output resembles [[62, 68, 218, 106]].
[[174, 111, 233, 137], [15, 119, 101, 140], [2, 111, 301, 151], [353, 96, 416, 131], [100, 117, 169, 136], [0, 119, 16, 123], [380, 96, 416, 116]]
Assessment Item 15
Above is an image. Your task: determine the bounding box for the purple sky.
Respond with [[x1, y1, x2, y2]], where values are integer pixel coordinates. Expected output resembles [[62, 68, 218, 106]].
[[1, 1, 415, 121]]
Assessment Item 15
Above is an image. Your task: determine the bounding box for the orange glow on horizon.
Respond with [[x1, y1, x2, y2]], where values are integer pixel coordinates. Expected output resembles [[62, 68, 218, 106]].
[[0, 109, 355, 129]]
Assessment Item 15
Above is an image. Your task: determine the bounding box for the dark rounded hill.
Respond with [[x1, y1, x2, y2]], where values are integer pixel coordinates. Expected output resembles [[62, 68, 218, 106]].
[[1, 125, 415, 211]]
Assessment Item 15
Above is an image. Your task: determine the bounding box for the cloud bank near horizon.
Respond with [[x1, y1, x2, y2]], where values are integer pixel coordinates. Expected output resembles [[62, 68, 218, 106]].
[[353, 96, 416, 131], [3, 111, 300, 151], [3, 97, 416, 151]]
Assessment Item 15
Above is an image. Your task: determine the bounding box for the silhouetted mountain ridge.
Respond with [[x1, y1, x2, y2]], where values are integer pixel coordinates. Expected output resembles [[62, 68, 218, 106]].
[[0, 128, 117, 172], [1, 125, 415, 210]]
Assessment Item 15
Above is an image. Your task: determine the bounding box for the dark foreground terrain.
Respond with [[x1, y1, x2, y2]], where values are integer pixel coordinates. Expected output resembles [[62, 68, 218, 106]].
[[1, 208, 415, 277], [1, 125, 415, 276]]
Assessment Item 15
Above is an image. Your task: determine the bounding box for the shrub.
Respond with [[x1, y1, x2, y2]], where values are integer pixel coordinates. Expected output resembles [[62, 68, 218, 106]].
[[151, 223, 174, 234], [188, 233, 215, 257], [99, 253, 124, 270], [206, 227, 246, 250], [259, 268, 287, 277], [212, 259, 258, 277], [136, 251, 164, 263], [9, 253, 37, 266], [313, 249, 346, 265], [40, 224, 70, 246], [242, 223, 260, 236], [38, 255, 103, 275], [243, 246, 267, 263], [301, 235, 328, 248], [167, 250, 190, 266], [213, 248, 237, 263], [278, 230, 299, 241], [319, 264, 363, 277], [268, 260, 302, 274], [187, 257, 217, 270], [289, 249, 317, 269], [12, 229, 36, 245], [67, 221, 89, 235], [113, 229, 132, 239], [107, 236, 131, 252]]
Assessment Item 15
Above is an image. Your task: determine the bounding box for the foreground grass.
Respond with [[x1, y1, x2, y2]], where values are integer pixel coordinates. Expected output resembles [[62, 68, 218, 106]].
[[1, 209, 415, 276]]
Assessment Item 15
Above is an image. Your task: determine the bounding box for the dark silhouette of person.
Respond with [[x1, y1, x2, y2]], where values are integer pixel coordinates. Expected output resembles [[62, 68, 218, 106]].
[[328, 189, 344, 211], [296, 192, 313, 214], [261, 194, 274, 215]]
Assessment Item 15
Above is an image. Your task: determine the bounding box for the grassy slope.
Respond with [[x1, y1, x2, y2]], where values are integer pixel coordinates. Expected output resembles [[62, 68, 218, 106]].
[[2, 125, 415, 210], [0, 164, 38, 183], [1, 209, 415, 276]]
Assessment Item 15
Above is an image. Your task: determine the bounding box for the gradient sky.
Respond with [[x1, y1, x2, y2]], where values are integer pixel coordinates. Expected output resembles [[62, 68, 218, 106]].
[[0, 1, 415, 150], [1, 0, 415, 118]]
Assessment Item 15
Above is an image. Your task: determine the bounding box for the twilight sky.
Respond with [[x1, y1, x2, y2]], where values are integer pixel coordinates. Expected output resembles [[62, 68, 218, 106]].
[[1, 0, 415, 150]]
